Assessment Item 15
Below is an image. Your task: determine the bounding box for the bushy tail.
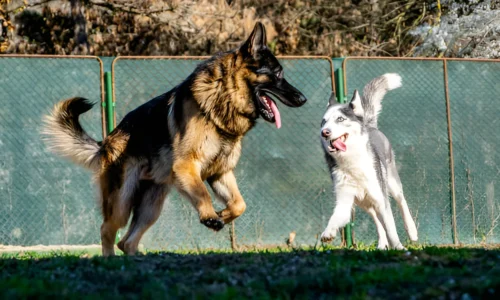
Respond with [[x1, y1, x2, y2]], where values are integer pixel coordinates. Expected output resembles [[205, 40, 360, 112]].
[[361, 73, 402, 128], [41, 97, 102, 171]]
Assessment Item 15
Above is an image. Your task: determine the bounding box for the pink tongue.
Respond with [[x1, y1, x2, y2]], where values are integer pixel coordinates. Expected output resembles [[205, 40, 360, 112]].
[[333, 139, 347, 152], [268, 99, 281, 129]]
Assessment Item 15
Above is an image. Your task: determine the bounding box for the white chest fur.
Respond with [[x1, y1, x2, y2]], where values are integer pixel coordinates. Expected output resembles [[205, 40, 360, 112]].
[[331, 140, 382, 201]]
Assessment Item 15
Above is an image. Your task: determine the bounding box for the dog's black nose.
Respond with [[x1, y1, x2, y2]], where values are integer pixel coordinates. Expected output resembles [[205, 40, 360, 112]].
[[321, 129, 331, 138], [298, 94, 307, 105]]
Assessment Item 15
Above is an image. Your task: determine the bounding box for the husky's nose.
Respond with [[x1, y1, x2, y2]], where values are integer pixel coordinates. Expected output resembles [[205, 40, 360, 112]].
[[321, 129, 331, 138]]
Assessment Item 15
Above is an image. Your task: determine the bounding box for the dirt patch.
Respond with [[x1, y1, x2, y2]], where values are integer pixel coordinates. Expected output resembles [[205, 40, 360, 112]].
[[0, 244, 101, 253]]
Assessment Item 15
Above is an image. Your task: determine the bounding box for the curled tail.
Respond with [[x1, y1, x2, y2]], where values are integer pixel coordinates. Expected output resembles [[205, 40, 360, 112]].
[[41, 97, 102, 171], [351, 73, 402, 128]]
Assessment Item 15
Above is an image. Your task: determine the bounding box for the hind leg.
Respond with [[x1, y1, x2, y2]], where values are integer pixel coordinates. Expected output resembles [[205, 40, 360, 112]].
[[357, 200, 389, 250], [116, 180, 152, 253], [368, 207, 389, 250], [99, 166, 135, 257], [387, 162, 418, 242], [371, 192, 405, 250], [321, 186, 356, 243], [118, 181, 170, 255], [100, 209, 123, 257], [208, 171, 246, 224]]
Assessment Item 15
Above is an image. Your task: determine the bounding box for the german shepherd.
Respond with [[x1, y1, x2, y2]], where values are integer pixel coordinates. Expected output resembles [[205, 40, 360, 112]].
[[42, 22, 307, 256]]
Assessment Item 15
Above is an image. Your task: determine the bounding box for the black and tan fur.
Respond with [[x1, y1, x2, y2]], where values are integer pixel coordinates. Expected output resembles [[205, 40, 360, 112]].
[[41, 22, 307, 256]]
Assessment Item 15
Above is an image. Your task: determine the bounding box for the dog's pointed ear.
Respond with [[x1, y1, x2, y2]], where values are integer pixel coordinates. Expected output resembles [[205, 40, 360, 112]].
[[349, 90, 364, 116], [241, 22, 267, 57], [328, 92, 337, 106]]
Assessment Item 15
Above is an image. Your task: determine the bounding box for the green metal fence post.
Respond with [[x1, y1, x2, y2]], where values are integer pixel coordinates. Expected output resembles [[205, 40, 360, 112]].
[[333, 58, 353, 248], [104, 72, 114, 134], [104, 71, 119, 243], [334, 63, 346, 104]]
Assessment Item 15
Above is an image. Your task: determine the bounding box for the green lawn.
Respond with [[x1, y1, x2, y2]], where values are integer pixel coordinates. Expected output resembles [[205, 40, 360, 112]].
[[1, 245, 500, 299]]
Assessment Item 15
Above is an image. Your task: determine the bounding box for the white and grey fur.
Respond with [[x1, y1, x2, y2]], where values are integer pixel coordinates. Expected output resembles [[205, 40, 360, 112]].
[[319, 73, 418, 250]]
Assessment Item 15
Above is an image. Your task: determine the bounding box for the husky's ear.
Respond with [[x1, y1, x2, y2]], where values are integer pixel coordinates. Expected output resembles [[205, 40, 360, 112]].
[[327, 92, 336, 107], [241, 22, 267, 57], [349, 90, 364, 117]]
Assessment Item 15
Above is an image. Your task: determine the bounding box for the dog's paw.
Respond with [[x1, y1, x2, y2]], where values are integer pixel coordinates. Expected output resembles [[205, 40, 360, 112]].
[[200, 217, 225, 231], [320, 229, 336, 243], [117, 240, 126, 253], [216, 209, 231, 222], [393, 243, 407, 251], [408, 231, 418, 243], [377, 243, 389, 250]]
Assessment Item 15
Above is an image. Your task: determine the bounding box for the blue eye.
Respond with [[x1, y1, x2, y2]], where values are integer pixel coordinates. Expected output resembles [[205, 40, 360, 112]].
[[337, 116, 346, 122]]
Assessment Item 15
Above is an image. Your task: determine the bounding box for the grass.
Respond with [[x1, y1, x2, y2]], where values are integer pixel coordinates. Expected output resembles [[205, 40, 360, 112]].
[[1, 245, 500, 299]]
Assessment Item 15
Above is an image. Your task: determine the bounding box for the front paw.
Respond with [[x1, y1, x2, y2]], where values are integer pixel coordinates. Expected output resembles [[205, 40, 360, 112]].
[[320, 228, 336, 243], [200, 217, 225, 231], [216, 209, 230, 222], [393, 243, 407, 251], [408, 230, 418, 243], [377, 243, 389, 250], [216, 209, 238, 224]]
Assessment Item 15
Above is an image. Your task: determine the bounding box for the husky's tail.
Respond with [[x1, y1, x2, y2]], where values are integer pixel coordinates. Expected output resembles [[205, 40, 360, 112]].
[[359, 73, 402, 128], [41, 97, 102, 171]]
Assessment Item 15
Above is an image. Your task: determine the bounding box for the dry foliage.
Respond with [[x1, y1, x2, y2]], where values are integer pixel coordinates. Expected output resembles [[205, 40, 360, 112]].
[[0, 0, 440, 56]]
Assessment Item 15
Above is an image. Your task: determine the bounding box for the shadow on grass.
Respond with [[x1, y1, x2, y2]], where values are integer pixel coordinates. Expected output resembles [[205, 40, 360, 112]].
[[1, 246, 500, 299]]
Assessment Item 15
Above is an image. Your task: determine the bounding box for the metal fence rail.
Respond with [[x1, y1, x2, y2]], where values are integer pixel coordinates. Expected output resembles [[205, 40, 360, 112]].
[[0, 55, 105, 246], [342, 57, 500, 246]]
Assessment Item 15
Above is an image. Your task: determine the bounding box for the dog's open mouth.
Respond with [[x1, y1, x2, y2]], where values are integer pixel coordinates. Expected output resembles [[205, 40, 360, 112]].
[[328, 133, 348, 152], [259, 93, 281, 129]]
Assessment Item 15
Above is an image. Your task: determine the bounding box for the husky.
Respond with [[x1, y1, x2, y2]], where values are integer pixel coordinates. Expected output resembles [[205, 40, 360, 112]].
[[319, 73, 418, 250], [41, 22, 307, 256]]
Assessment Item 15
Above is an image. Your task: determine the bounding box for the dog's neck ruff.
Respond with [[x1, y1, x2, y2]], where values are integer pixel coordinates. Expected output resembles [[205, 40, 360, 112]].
[[192, 79, 255, 137], [202, 109, 242, 140]]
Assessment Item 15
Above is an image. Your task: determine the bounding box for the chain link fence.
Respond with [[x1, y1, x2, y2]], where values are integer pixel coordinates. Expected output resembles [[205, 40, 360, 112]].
[[343, 57, 500, 247], [233, 58, 336, 249], [343, 58, 453, 246], [113, 57, 231, 250], [112, 56, 337, 250], [447, 60, 500, 244], [2, 55, 498, 250], [0, 56, 104, 246]]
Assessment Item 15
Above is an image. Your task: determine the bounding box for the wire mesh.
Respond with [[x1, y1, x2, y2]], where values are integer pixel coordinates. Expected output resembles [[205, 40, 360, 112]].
[[234, 58, 337, 248], [0, 56, 104, 246], [343, 58, 453, 246], [112, 57, 337, 250], [4, 55, 498, 249], [113, 57, 230, 251], [447, 60, 500, 244]]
